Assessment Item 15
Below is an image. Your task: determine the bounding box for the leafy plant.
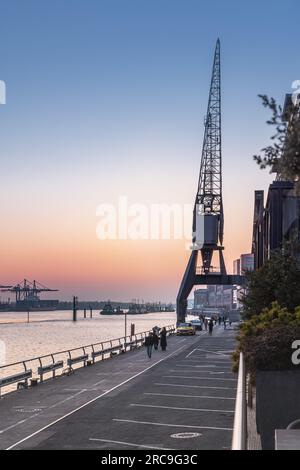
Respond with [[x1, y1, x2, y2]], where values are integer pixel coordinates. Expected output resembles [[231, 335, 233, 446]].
[[241, 245, 300, 320], [236, 94, 300, 377], [233, 302, 300, 376]]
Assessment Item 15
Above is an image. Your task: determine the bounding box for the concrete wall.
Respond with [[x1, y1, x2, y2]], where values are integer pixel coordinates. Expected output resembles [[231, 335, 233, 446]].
[[256, 370, 300, 450]]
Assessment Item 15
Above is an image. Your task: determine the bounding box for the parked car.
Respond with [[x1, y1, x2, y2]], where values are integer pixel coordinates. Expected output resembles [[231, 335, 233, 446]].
[[190, 319, 202, 331], [176, 322, 196, 336]]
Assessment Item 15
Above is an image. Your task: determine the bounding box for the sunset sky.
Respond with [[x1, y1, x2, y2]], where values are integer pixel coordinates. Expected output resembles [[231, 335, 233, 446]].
[[0, 0, 299, 301]]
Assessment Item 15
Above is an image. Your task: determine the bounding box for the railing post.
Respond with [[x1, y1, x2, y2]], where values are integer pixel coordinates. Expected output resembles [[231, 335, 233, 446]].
[[0, 323, 178, 396]]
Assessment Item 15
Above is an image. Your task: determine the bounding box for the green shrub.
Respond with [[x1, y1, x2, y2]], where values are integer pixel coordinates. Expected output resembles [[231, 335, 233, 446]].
[[233, 302, 300, 377], [241, 248, 300, 320]]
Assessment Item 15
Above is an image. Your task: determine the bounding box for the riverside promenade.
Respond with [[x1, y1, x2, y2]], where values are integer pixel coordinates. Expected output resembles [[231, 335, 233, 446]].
[[0, 327, 237, 450]]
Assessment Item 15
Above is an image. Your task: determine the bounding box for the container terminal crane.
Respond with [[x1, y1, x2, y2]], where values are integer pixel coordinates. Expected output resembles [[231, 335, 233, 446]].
[[0, 279, 59, 311]]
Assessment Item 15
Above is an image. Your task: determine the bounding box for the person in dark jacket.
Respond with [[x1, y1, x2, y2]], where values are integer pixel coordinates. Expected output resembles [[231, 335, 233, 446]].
[[145, 333, 154, 358], [160, 327, 167, 351], [153, 331, 159, 350], [208, 319, 214, 336]]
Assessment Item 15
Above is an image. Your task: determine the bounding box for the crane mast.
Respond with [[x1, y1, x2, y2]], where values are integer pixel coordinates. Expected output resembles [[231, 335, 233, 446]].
[[176, 40, 244, 323], [192, 38, 225, 276]]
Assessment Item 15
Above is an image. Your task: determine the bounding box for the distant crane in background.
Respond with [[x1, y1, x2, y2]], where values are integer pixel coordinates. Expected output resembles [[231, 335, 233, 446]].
[[1, 279, 58, 305]]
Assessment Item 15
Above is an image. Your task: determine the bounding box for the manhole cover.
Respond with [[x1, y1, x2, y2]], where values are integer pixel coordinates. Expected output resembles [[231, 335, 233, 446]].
[[170, 432, 202, 439]]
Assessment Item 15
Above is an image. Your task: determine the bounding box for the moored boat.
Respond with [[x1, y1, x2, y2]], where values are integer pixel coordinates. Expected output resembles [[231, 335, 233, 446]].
[[100, 302, 124, 315]]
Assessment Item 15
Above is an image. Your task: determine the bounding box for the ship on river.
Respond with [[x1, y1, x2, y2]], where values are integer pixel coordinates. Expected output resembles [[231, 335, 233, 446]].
[[100, 301, 124, 315], [128, 302, 147, 314]]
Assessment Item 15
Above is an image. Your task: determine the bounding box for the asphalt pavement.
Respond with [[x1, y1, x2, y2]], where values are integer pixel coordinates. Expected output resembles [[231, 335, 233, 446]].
[[0, 325, 237, 450]]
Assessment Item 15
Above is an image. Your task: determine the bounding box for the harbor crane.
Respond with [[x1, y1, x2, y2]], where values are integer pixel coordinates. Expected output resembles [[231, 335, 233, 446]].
[[1, 279, 58, 304], [176, 40, 245, 323]]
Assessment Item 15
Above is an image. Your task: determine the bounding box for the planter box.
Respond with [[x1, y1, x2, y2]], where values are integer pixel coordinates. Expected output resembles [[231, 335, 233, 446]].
[[256, 370, 300, 450]]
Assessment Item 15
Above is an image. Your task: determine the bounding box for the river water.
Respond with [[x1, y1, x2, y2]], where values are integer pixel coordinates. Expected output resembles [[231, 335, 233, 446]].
[[0, 310, 176, 366]]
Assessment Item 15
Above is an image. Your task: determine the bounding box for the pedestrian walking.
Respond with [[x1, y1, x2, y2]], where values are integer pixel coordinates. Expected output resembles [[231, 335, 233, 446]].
[[160, 327, 167, 351], [204, 318, 208, 331], [152, 325, 160, 335], [208, 319, 214, 336], [153, 331, 159, 350], [145, 332, 154, 358]]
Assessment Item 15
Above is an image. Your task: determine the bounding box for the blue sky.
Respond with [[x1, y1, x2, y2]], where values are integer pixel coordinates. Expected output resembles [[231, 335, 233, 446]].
[[1, 0, 298, 173], [0, 0, 299, 300]]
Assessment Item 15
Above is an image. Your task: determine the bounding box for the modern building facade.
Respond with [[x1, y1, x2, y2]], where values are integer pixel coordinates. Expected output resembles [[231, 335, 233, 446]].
[[193, 285, 237, 311], [193, 288, 208, 309], [233, 258, 241, 275], [240, 253, 254, 273], [233, 254, 254, 275], [252, 93, 300, 269]]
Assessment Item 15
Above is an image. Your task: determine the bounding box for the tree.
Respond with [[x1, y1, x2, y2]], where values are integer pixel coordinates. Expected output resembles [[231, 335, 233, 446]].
[[253, 95, 300, 190], [241, 246, 300, 320], [233, 302, 300, 375]]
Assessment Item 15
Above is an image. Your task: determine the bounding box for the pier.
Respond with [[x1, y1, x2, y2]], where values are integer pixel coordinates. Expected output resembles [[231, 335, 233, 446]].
[[0, 327, 236, 450]]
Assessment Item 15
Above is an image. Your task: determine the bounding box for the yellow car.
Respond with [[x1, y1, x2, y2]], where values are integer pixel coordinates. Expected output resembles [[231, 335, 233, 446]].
[[176, 323, 196, 336]]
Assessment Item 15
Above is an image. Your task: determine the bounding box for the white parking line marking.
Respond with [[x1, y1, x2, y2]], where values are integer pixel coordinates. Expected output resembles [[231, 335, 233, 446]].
[[186, 348, 200, 358], [113, 418, 233, 432], [155, 383, 236, 390], [47, 390, 87, 410], [6, 342, 188, 450], [0, 414, 40, 435], [177, 364, 215, 368], [130, 403, 234, 413], [178, 358, 232, 367], [0, 389, 86, 435], [176, 364, 231, 369], [205, 355, 231, 359], [144, 392, 235, 400], [169, 370, 228, 375], [89, 438, 172, 450], [163, 375, 236, 381], [91, 379, 106, 387], [186, 355, 232, 360], [180, 359, 231, 363], [187, 349, 232, 358], [63, 389, 87, 391]]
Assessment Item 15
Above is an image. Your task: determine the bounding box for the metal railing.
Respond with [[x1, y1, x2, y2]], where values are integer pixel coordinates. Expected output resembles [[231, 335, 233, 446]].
[[0, 324, 176, 395], [232, 352, 247, 450]]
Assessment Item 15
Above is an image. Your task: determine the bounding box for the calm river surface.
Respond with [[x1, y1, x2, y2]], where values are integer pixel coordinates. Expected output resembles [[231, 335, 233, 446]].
[[0, 310, 176, 365]]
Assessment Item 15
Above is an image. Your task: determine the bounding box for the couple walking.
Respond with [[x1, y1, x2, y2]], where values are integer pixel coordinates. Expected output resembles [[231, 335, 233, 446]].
[[145, 327, 167, 358]]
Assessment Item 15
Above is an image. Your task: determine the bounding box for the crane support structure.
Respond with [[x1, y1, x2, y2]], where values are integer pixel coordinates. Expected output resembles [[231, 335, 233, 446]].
[[1, 279, 58, 305], [176, 40, 245, 323]]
